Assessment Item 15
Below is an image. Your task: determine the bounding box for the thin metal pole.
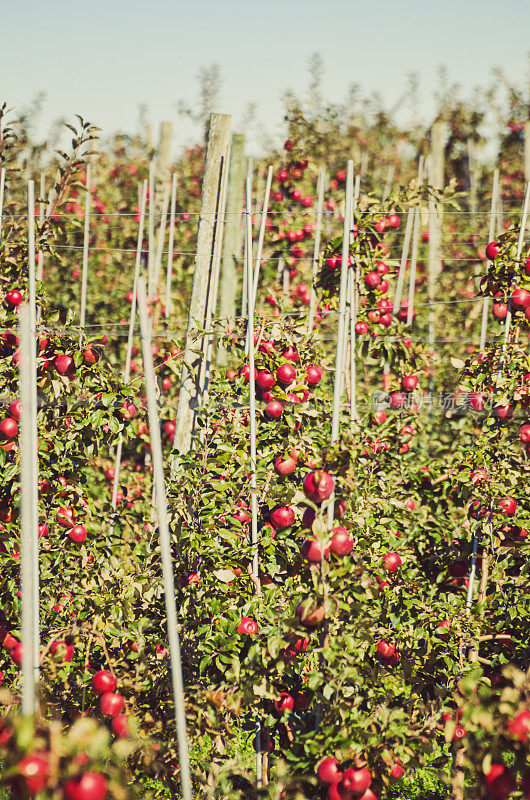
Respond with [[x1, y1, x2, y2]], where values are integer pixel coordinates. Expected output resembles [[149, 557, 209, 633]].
[[27, 183, 39, 678], [165, 173, 177, 319], [479, 169, 500, 351], [78, 164, 91, 346], [0, 167, 5, 243], [308, 167, 325, 331], [327, 161, 354, 527], [19, 303, 39, 715], [110, 181, 148, 509], [136, 278, 192, 800], [282, 261, 289, 301], [151, 181, 170, 297]]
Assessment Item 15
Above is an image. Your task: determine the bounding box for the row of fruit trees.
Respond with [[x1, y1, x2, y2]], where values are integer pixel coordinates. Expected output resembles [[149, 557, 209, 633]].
[[0, 99, 528, 800]]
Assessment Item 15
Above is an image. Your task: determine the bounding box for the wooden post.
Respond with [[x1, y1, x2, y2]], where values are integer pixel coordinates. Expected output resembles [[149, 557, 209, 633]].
[[79, 164, 92, 345], [173, 113, 231, 455], [219, 133, 246, 325], [151, 182, 170, 297], [136, 278, 192, 800], [157, 122, 173, 181], [165, 173, 178, 319], [427, 123, 446, 359]]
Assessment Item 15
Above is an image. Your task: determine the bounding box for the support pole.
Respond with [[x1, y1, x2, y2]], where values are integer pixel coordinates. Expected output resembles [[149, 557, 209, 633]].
[[79, 164, 91, 346], [173, 113, 231, 455], [218, 133, 246, 334], [0, 167, 5, 243], [327, 161, 354, 527], [308, 167, 325, 332], [479, 169, 499, 351], [136, 278, 192, 800], [19, 303, 39, 715], [111, 182, 148, 509], [165, 173, 177, 320]]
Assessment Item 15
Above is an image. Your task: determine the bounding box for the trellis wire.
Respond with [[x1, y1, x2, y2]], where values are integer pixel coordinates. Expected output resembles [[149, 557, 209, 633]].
[[110, 181, 148, 510], [136, 277, 192, 800], [78, 164, 92, 346], [165, 173, 178, 319], [479, 170, 500, 351]]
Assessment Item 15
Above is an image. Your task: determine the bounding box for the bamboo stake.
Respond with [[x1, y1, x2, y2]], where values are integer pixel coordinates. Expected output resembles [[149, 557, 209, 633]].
[[479, 169, 500, 351], [499, 182, 530, 372], [136, 278, 192, 800], [165, 173, 177, 319], [148, 160, 155, 292], [110, 181, 148, 509], [327, 161, 354, 528], [406, 207, 421, 326], [0, 167, 5, 244], [19, 303, 39, 715], [27, 182, 39, 677], [308, 167, 326, 331], [392, 209, 414, 315], [151, 182, 170, 297], [78, 164, 92, 346], [251, 166, 273, 308], [36, 173, 45, 283], [244, 178, 262, 787]]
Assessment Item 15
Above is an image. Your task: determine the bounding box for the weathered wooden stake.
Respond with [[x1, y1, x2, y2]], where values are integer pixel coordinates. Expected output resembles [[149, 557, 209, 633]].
[[148, 160, 155, 291], [136, 278, 192, 800], [525, 121, 530, 183], [151, 181, 170, 297], [173, 113, 231, 455]]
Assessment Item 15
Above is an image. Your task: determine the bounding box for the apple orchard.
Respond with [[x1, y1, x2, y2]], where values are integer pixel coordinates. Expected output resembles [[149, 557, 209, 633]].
[[0, 88, 529, 800]]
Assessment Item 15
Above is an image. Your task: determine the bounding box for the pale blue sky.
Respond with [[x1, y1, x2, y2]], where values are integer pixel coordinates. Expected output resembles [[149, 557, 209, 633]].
[[3, 0, 530, 154]]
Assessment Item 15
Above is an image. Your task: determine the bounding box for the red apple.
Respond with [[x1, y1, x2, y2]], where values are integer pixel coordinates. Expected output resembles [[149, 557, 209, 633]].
[[303, 470, 335, 503], [237, 617, 258, 635], [100, 692, 125, 717], [93, 670, 116, 695], [317, 757, 343, 785], [64, 772, 108, 800]]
